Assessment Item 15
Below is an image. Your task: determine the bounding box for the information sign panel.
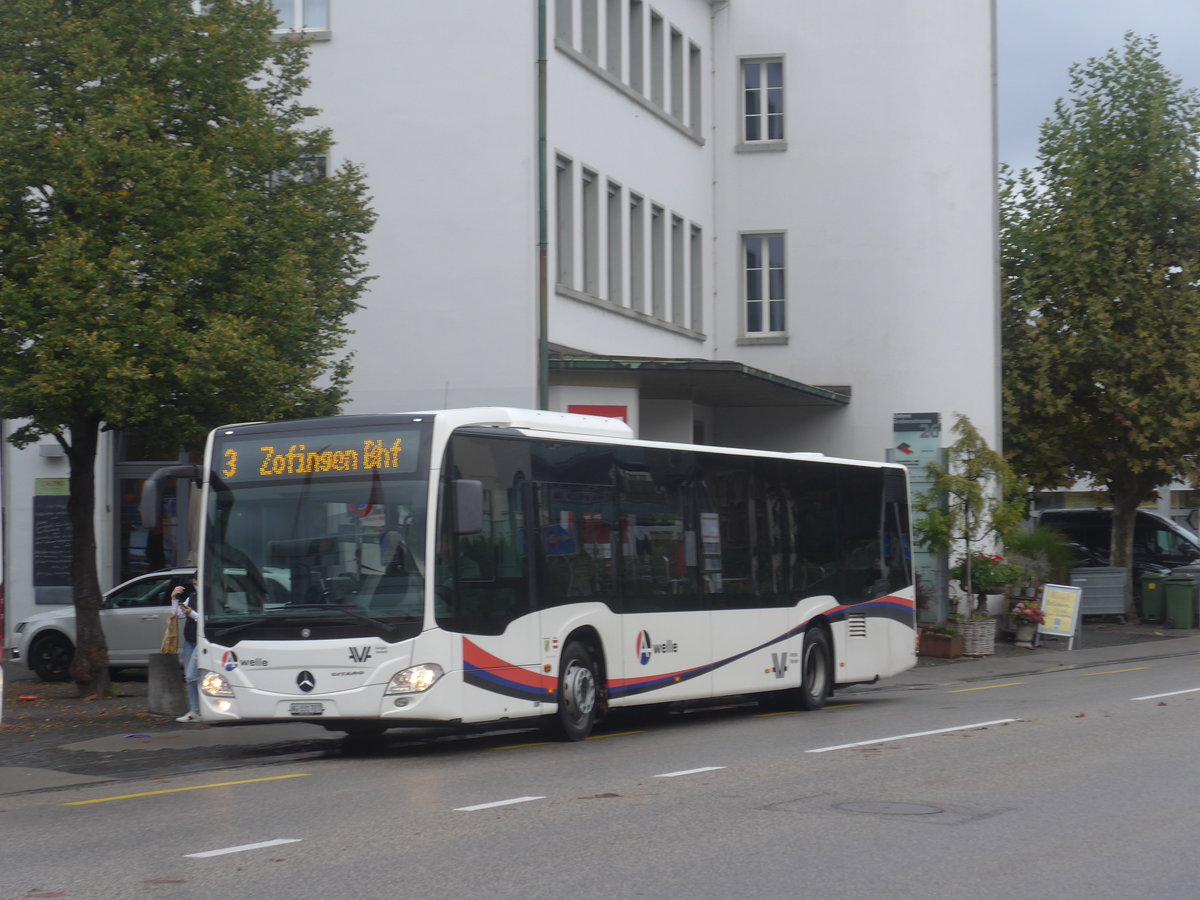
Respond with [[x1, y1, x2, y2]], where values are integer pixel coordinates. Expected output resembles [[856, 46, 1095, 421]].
[[1038, 583, 1082, 640]]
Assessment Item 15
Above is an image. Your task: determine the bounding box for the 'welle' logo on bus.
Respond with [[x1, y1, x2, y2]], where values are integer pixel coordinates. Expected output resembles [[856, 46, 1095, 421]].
[[635, 630, 679, 665]]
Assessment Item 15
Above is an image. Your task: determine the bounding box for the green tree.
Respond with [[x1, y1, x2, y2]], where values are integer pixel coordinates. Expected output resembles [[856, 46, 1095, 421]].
[[1001, 33, 1200, 616], [0, 0, 374, 696]]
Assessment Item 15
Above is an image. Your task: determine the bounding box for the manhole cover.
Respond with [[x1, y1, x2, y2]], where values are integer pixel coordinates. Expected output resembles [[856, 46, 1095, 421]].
[[833, 801, 944, 816]]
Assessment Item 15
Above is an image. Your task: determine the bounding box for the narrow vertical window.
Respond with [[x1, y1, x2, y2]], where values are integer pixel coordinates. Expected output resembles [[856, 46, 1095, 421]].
[[690, 224, 703, 332], [629, 1, 644, 94], [651, 203, 665, 319], [670, 28, 683, 119], [556, 0, 573, 45], [582, 168, 600, 297], [649, 11, 664, 107], [671, 214, 684, 323], [629, 193, 645, 312], [742, 58, 784, 143], [606, 0, 622, 77], [607, 181, 623, 305], [688, 42, 702, 133], [556, 157, 574, 288], [581, 0, 598, 61], [744, 233, 785, 334]]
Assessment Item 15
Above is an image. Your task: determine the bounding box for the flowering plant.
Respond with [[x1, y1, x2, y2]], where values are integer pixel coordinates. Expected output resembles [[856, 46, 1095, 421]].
[[1010, 601, 1045, 625], [949, 552, 1021, 595]]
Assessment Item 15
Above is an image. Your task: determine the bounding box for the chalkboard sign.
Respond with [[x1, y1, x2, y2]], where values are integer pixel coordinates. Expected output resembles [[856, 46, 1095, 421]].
[[33, 493, 72, 587]]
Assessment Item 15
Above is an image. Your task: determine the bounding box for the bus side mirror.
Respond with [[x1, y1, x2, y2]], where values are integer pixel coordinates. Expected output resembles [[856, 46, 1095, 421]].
[[140, 464, 200, 529], [454, 479, 484, 535]]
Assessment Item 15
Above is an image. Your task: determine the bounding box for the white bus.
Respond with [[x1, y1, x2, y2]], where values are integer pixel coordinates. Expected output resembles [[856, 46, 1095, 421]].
[[144, 408, 915, 740]]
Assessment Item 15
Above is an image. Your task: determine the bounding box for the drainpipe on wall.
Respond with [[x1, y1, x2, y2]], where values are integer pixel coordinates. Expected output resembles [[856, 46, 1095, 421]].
[[536, 0, 550, 410]]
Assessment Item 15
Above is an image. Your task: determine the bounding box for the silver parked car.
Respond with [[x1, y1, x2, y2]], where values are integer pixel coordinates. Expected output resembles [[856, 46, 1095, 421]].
[[12, 568, 195, 681]]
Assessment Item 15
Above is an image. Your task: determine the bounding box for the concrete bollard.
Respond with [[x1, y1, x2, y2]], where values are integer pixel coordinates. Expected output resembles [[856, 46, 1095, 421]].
[[148, 653, 188, 717]]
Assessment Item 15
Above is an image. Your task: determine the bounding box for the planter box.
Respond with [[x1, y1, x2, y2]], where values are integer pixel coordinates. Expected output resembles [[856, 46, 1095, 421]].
[[919, 632, 963, 659]]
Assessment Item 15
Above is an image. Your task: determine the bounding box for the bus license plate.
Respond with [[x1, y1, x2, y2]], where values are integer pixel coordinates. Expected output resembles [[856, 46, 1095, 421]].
[[289, 702, 324, 716]]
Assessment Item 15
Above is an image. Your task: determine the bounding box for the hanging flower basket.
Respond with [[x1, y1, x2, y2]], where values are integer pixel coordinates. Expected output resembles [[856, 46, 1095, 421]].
[[959, 617, 996, 657]]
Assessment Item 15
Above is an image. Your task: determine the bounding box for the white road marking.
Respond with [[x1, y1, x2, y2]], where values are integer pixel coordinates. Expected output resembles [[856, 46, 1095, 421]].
[[455, 796, 546, 811], [187, 839, 301, 858], [806, 718, 1019, 753], [1132, 687, 1200, 701], [654, 766, 727, 778]]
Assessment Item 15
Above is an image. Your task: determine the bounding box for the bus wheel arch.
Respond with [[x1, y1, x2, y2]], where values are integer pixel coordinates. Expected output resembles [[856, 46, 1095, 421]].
[[549, 627, 607, 741], [797, 620, 833, 710]]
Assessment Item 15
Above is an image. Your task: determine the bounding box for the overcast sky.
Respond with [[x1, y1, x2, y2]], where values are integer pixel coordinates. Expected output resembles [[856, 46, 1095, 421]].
[[997, 0, 1200, 172]]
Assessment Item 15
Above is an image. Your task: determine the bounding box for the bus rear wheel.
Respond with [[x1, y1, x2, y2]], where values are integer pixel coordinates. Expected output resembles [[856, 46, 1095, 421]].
[[797, 626, 832, 710], [551, 641, 600, 741]]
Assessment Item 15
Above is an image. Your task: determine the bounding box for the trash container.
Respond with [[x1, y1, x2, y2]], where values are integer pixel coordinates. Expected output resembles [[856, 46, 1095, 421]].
[[1140, 573, 1166, 623], [1162, 571, 1200, 629]]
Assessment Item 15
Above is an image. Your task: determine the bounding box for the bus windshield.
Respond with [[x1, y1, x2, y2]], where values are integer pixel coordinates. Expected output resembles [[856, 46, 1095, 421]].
[[202, 422, 431, 645]]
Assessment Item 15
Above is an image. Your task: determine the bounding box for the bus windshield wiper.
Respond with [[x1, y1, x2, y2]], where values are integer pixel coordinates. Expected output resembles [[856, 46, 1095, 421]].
[[278, 605, 402, 636], [206, 616, 273, 640]]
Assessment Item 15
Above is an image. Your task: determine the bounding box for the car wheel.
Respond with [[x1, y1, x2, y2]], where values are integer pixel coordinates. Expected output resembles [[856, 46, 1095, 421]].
[[29, 632, 74, 682]]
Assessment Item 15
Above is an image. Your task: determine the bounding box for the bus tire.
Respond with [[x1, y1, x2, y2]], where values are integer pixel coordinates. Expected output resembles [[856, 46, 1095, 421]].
[[551, 641, 600, 741], [797, 626, 832, 711]]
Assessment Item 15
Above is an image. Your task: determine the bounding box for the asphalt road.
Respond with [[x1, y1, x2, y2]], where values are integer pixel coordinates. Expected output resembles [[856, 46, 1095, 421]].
[[5, 628, 1200, 899]]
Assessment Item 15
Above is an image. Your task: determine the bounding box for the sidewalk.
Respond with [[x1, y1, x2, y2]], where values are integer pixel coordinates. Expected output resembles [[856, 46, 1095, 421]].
[[3, 619, 1200, 797]]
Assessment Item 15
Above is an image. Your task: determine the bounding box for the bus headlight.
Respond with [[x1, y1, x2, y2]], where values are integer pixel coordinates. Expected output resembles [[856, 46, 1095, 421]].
[[201, 670, 234, 697], [385, 664, 443, 695]]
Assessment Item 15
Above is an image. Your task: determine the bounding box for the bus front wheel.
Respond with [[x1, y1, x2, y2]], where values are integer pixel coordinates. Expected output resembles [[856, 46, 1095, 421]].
[[797, 626, 832, 710], [552, 641, 600, 741]]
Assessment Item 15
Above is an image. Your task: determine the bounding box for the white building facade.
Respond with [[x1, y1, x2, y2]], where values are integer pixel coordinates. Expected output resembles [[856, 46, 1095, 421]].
[[2, 0, 999, 643]]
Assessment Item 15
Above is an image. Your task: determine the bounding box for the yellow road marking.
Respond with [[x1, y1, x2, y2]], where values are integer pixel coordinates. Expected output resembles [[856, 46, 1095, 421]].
[[946, 682, 1026, 693], [62, 773, 310, 806], [1085, 667, 1147, 676]]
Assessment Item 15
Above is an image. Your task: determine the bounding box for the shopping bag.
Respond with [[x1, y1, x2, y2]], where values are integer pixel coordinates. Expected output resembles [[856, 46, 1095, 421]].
[[160, 615, 179, 655]]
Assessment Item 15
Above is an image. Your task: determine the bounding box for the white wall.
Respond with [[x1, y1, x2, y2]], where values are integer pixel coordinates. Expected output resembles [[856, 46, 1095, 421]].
[[303, 1, 543, 414], [712, 0, 1000, 460]]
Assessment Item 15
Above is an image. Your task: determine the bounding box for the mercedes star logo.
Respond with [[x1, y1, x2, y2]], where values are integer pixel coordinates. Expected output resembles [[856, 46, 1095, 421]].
[[296, 671, 316, 693]]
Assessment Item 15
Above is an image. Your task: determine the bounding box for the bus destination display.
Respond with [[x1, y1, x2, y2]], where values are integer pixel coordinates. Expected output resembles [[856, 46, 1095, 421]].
[[216, 429, 422, 482]]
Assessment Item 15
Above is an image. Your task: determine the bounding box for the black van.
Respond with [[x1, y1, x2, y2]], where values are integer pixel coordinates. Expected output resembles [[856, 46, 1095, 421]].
[[1037, 508, 1200, 572]]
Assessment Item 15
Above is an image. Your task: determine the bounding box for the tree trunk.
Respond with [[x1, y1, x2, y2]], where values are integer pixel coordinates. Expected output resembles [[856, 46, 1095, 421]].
[[1109, 485, 1143, 622], [64, 414, 111, 698]]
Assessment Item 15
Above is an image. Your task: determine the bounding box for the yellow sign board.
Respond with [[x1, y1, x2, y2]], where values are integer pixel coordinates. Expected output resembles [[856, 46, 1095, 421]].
[[1038, 583, 1082, 637]]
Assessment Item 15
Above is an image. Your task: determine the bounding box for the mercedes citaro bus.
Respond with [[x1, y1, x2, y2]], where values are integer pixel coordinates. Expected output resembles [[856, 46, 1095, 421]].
[[142, 408, 916, 740]]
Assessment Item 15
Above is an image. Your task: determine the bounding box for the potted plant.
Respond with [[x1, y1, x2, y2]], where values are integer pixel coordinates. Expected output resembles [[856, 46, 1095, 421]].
[[1004, 524, 1074, 600], [918, 622, 963, 659], [913, 414, 1027, 657], [1010, 601, 1045, 648]]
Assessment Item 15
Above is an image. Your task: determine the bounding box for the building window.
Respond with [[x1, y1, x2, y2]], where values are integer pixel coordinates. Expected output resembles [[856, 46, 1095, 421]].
[[742, 58, 784, 143], [556, 0, 573, 44], [272, 0, 328, 32], [629, 1, 644, 94], [690, 224, 703, 332], [688, 41, 702, 132], [581, 0, 599, 61], [671, 214, 684, 323], [629, 193, 645, 313], [650, 203, 665, 319], [605, 0, 622, 77], [670, 28, 683, 120], [649, 10, 664, 108], [607, 181, 623, 305], [582, 168, 600, 297], [744, 234, 785, 334], [556, 156, 574, 288]]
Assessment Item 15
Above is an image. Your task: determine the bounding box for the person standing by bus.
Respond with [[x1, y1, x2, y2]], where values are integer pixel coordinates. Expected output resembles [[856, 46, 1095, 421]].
[[171, 576, 202, 723]]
